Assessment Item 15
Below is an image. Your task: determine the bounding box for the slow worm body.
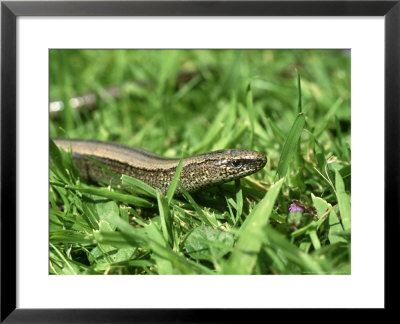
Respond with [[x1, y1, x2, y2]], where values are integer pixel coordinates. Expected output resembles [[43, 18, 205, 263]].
[[54, 139, 267, 194]]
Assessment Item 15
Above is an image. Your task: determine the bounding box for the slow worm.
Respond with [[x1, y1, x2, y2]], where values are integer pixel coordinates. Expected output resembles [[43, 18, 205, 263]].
[[53, 139, 267, 194]]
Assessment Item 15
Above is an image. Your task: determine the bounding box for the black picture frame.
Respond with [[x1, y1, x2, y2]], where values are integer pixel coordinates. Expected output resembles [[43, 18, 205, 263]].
[[1, 0, 398, 321]]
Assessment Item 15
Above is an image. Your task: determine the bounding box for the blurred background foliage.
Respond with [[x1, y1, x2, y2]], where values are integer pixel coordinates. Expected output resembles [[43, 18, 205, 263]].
[[50, 49, 350, 161]]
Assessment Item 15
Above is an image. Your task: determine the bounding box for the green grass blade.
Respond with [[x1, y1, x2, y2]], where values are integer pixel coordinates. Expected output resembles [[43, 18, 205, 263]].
[[290, 221, 316, 238], [265, 227, 325, 274], [223, 178, 284, 274], [314, 97, 344, 138], [64, 185, 154, 208], [94, 231, 136, 248], [234, 179, 243, 224], [276, 113, 305, 178], [50, 230, 94, 245], [157, 191, 173, 247], [121, 175, 157, 197], [109, 216, 211, 274], [166, 158, 183, 205], [297, 71, 303, 114], [85, 155, 121, 184], [179, 183, 218, 228], [246, 82, 255, 149], [305, 129, 328, 171], [143, 222, 173, 274], [49, 138, 72, 184], [311, 193, 346, 244], [49, 243, 79, 275], [335, 170, 351, 231], [296, 72, 304, 168], [190, 103, 230, 153], [308, 229, 321, 250]]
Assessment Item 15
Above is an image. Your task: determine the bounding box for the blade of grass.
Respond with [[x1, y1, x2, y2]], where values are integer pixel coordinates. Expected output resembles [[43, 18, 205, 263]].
[[276, 113, 305, 178], [335, 170, 351, 231], [85, 155, 121, 184], [49, 243, 78, 275], [50, 230, 94, 245], [297, 71, 303, 114], [179, 183, 218, 228], [94, 231, 136, 249], [334, 117, 351, 162], [49, 138, 73, 184], [109, 216, 211, 274], [246, 82, 255, 149], [308, 229, 321, 250], [121, 175, 157, 197], [314, 97, 344, 138], [63, 185, 154, 208], [311, 194, 346, 244], [157, 191, 173, 247], [190, 102, 230, 153], [290, 221, 316, 238], [81, 201, 100, 230], [265, 227, 325, 274], [225, 197, 236, 224], [144, 221, 174, 274], [234, 179, 243, 224], [295, 72, 304, 171], [166, 158, 183, 205], [223, 178, 284, 274]]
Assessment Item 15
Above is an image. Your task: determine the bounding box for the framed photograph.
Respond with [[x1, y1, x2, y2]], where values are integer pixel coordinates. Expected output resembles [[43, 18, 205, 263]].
[[1, 0, 397, 321]]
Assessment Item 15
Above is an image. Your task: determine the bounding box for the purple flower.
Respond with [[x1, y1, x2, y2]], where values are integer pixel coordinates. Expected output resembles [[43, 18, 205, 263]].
[[289, 203, 304, 213]]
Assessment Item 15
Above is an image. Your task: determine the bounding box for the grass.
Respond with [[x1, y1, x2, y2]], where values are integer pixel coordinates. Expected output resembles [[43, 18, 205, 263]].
[[49, 49, 351, 275]]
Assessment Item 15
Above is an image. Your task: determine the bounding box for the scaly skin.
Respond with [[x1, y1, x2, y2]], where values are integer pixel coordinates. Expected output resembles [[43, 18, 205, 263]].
[[53, 139, 267, 194]]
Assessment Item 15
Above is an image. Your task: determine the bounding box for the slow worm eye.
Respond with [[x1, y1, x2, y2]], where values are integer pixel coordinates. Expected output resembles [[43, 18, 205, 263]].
[[231, 160, 242, 168]]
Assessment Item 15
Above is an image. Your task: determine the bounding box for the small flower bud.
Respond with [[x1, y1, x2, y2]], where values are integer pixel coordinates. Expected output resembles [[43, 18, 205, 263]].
[[287, 202, 304, 229]]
